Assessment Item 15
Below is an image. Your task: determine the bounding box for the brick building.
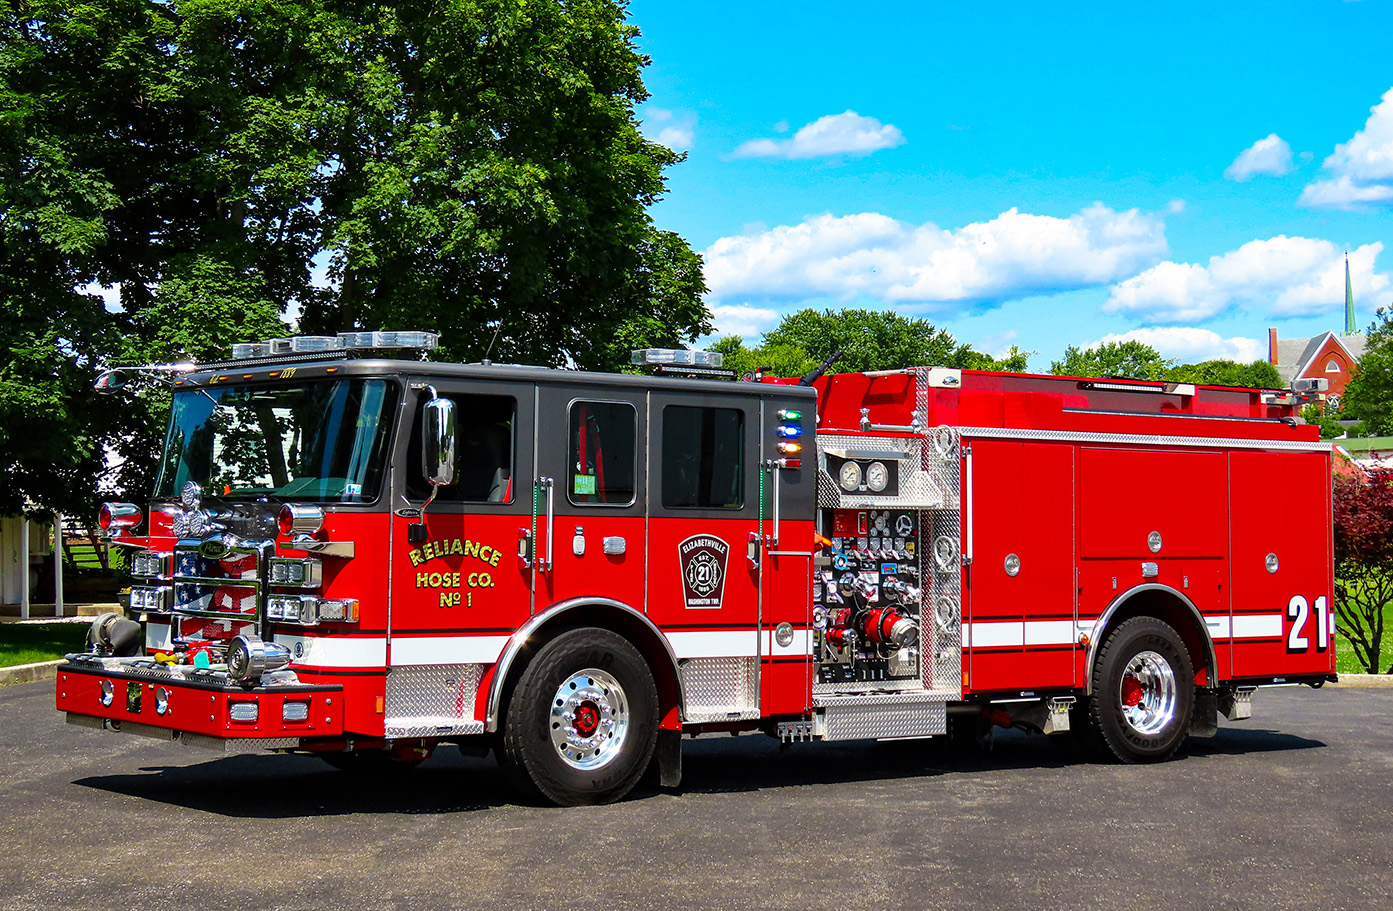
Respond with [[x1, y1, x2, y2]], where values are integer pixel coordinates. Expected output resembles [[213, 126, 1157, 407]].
[[1268, 254, 1364, 408]]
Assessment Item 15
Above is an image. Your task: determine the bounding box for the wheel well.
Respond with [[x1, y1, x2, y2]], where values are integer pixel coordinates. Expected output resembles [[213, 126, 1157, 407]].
[[490, 602, 683, 733], [1088, 586, 1216, 693]]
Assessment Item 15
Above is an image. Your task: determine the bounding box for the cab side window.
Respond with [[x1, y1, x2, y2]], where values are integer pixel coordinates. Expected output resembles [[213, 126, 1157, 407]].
[[567, 400, 637, 506], [662, 405, 744, 509], [407, 393, 515, 503]]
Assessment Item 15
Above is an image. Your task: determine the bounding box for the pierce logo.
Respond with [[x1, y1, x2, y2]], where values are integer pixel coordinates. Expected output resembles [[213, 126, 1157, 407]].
[[679, 534, 729, 610]]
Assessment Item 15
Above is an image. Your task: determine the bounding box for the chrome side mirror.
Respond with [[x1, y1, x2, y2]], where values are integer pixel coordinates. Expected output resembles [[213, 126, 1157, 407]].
[[94, 369, 130, 392], [422, 393, 456, 488]]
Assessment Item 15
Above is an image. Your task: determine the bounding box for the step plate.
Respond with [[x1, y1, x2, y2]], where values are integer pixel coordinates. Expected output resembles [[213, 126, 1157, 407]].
[[815, 691, 949, 741]]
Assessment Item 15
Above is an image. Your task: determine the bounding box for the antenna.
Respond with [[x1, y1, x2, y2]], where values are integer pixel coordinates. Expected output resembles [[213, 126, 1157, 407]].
[[483, 317, 504, 366]]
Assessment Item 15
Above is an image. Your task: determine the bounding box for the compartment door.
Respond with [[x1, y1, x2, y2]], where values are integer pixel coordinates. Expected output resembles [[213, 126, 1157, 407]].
[[966, 440, 1077, 692], [1229, 451, 1334, 679]]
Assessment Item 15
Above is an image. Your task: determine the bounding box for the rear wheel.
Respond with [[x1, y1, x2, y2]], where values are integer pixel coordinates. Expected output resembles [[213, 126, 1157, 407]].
[[499, 628, 658, 806], [1086, 617, 1194, 763]]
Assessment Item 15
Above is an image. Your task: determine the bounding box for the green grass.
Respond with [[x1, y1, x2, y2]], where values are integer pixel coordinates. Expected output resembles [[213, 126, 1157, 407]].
[[0, 622, 89, 668], [1336, 599, 1393, 675]]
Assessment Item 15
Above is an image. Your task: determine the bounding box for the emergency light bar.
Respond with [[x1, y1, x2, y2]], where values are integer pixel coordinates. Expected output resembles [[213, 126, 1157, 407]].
[[631, 348, 724, 368], [231, 331, 439, 359]]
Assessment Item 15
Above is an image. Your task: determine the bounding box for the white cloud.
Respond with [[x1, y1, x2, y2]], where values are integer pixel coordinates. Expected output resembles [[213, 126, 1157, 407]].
[[639, 107, 696, 152], [1224, 133, 1293, 181], [1299, 87, 1393, 208], [707, 304, 781, 339], [974, 330, 1020, 359], [1089, 327, 1264, 364], [732, 110, 905, 159], [703, 203, 1168, 309], [1105, 237, 1389, 322], [1297, 175, 1393, 208]]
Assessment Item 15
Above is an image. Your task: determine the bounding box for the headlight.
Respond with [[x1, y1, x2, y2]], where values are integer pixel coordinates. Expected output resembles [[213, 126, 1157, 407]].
[[269, 557, 322, 587]]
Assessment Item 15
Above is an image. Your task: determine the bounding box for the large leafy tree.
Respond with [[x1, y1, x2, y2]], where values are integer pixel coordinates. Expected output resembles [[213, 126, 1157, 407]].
[[709, 308, 1029, 378], [1167, 359, 1282, 389], [1343, 307, 1393, 434], [1, 0, 704, 516], [1050, 341, 1173, 380]]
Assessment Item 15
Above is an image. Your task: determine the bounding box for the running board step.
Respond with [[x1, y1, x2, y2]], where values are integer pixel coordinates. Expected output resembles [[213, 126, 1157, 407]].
[[783, 691, 950, 742]]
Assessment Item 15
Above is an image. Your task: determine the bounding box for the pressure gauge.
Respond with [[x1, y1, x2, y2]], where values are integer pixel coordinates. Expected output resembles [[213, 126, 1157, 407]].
[[838, 460, 862, 491], [866, 461, 889, 492]]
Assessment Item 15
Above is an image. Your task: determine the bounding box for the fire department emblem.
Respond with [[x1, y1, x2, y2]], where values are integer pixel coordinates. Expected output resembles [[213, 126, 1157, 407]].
[[679, 534, 729, 610]]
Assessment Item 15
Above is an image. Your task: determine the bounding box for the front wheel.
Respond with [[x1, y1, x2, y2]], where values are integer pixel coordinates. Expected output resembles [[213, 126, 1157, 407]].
[[499, 628, 658, 806], [1086, 617, 1195, 763]]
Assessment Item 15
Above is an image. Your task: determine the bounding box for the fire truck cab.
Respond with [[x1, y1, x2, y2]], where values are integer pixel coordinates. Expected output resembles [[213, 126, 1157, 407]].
[[58, 334, 1336, 805]]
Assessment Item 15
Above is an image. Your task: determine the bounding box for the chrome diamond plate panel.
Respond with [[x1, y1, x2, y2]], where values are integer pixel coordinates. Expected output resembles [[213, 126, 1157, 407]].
[[925, 425, 963, 697], [815, 434, 959, 510], [384, 664, 486, 738], [815, 692, 947, 740], [680, 656, 759, 722]]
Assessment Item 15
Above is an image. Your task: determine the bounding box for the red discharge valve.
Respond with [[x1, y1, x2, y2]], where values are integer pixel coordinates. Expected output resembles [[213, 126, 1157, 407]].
[[861, 608, 919, 649]]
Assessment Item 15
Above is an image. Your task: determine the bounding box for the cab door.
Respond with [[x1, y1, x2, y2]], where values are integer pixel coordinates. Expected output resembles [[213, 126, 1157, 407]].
[[388, 379, 536, 653], [647, 390, 762, 718], [534, 385, 647, 614]]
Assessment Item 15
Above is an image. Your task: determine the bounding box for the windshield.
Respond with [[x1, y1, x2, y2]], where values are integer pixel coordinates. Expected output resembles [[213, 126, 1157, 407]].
[[155, 379, 398, 502]]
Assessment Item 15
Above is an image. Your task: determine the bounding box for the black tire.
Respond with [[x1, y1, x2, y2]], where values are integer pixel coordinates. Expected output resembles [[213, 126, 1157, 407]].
[[499, 628, 658, 806], [1086, 616, 1195, 763]]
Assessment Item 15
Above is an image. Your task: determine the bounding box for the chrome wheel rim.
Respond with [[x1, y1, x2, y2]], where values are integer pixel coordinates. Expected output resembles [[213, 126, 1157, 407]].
[[1119, 650, 1178, 736], [549, 668, 629, 770]]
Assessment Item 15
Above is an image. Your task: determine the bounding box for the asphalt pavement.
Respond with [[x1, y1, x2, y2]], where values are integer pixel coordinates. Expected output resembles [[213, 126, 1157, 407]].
[[1, 680, 1390, 911]]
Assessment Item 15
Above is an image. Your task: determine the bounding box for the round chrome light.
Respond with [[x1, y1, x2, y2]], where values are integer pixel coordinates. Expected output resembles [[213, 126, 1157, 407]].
[[865, 461, 889, 492], [278, 503, 325, 536], [1004, 553, 1021, 577], [155, 687, 170, 716], [838, 460, 862, 491], [99, 679, 114, 707], [1147, 531, 1163, 554], [1266, 553, 1279, 574], [181, 481, 203, 509]]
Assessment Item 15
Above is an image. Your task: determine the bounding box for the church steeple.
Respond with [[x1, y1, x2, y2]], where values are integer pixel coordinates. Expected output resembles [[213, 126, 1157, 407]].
[[1345, 252, 1360, 336]]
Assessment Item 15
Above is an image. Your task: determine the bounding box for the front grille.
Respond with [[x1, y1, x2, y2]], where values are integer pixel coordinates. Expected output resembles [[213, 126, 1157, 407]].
[[171, 543, 269, 649]]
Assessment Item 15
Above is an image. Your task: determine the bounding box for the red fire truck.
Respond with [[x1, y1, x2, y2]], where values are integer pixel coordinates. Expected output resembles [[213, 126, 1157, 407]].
[[57, 332, 1336, 804]]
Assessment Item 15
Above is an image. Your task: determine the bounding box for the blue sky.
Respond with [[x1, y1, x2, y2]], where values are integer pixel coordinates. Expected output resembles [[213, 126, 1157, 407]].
[[629, 0, 1393, 371]]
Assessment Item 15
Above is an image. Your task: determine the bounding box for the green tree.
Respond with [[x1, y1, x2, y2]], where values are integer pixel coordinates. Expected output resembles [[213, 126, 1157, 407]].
[[1, 0, 704, 515], [1166, 359, 1282, 389], [738, 308, 1003, 375], [1343, 307, 1393, 435], [1050, 341, 1173, 380], [706, 308, 1026, 379]]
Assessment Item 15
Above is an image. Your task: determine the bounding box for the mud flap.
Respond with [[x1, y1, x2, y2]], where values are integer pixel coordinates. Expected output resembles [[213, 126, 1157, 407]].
[[655, 729, 682, 788], [1189, 688, 1219, 738]]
